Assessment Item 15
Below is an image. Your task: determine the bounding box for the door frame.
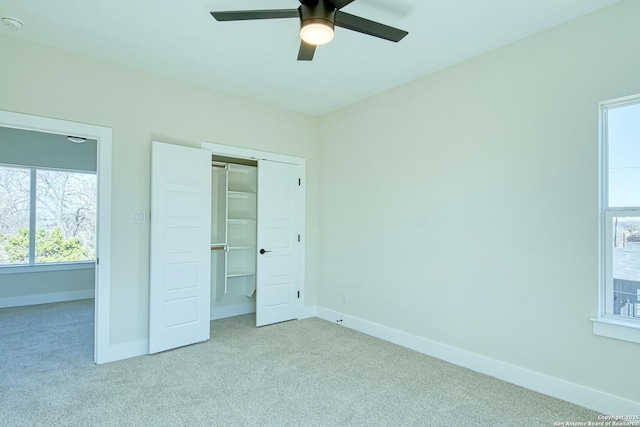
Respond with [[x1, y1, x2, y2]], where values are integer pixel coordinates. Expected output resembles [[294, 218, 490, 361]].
[[201, 141, 306, 314], [0, 109, 112, 364]]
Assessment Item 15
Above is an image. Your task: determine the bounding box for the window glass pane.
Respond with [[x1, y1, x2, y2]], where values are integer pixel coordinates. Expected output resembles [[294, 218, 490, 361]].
[[35, 170, 96, 263], [611, 217, 640, 319], [0, 166, 31, 265], [608, 102, 640, 207]]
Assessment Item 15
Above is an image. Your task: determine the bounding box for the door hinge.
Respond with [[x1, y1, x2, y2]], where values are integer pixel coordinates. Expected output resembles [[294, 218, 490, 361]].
[[297, 234, 301, 242], [298, 178, 301, 186], [297, 291, 300, 299], [96, 258, 99, 265]]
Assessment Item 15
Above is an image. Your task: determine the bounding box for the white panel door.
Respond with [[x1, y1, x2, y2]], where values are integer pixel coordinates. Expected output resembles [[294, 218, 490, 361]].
[[149, 141, 211, 354], [256, 160, 301, 327]]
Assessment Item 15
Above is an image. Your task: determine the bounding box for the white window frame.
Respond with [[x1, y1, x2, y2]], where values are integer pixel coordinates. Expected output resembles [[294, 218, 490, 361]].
[[592, 94, 640, 344], [0, 163, 96, 271]]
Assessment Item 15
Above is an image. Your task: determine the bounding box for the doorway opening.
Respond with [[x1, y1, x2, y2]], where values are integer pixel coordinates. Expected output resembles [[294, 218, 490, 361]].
[[0, 110, 112, 363]]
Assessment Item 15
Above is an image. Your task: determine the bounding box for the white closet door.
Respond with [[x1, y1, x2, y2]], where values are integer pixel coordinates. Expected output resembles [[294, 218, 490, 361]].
[[149, 141, 212, 354], [256, 160, 301, 327]]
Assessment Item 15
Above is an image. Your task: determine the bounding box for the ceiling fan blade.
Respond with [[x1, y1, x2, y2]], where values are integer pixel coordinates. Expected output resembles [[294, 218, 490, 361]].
[[335, 11, 408, 42], [297, 40, 316, 61], [330, 0, 357, 9], [210, 9, 299, 22]]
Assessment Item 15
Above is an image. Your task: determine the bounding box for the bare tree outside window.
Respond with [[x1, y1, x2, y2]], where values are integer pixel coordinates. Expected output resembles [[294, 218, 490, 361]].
[[36, 169, 96, 262], [0, 166, 30, 264], [0, 165, 96, 265]]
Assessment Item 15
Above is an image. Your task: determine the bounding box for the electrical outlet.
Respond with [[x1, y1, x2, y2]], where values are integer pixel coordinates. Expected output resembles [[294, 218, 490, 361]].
[[341, 292, 348, 303]]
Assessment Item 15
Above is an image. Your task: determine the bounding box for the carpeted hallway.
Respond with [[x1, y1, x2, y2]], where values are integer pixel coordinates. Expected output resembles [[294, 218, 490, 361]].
[[0, 299, 601, 426]]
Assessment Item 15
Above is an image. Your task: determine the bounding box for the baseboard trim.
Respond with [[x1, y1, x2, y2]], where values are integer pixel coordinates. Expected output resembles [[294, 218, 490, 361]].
[[210, 302, 256, 321], [298, 305, 317, 320], [315, 306, 640, 415], [0, 289, 95, 308], [97, 339, 148, 364], [98, 303, 257, 364]]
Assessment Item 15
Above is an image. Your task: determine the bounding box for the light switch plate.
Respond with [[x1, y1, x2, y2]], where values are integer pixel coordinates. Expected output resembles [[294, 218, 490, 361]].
[[132, 211, 146, 223]]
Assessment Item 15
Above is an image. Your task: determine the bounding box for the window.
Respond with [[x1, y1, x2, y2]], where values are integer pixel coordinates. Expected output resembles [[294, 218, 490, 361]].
[[595, 95, 640, 343], [0, 164, 96, 267]]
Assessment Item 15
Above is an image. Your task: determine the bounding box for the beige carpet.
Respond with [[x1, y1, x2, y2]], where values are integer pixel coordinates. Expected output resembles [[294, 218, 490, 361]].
[[0, 299, 601, 426]]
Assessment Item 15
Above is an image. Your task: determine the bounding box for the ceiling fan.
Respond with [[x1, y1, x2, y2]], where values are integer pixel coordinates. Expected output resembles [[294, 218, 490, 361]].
[[210, 0, 409, 61]]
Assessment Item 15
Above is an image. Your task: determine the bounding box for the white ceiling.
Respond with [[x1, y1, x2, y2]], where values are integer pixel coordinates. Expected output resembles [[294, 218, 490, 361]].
[[0, 0, 623, 116]]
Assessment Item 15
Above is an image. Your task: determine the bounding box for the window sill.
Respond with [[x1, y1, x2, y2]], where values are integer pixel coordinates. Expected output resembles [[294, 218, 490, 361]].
[[591, 317, 640, 344], [0, 261, 95, 275]]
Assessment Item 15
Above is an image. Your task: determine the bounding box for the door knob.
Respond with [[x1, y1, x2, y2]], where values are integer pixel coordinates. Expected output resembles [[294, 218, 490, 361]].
[[259, 249, 272, 255]]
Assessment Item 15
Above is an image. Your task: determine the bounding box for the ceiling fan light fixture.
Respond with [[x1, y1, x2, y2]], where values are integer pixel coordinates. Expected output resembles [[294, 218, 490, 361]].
[[210, 0, 408, 61], [67, 136, 87, 144], [1, 16, 23, 30], [300, 19, 334, 45]]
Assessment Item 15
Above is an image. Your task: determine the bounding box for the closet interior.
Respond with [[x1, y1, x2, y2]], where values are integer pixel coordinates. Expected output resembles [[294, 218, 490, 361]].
[[210, 156, 258, 304]]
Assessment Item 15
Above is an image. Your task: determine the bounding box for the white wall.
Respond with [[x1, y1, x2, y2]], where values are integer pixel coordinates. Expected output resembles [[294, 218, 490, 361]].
[[0, 267, 95, 307], [0, 34, 321, 345], [318, 0, 640, 404], [0, 126, 97, 172]]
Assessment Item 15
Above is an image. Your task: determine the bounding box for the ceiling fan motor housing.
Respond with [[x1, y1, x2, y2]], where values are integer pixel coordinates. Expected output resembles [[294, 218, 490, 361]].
[[299, 0, 337, 32]]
